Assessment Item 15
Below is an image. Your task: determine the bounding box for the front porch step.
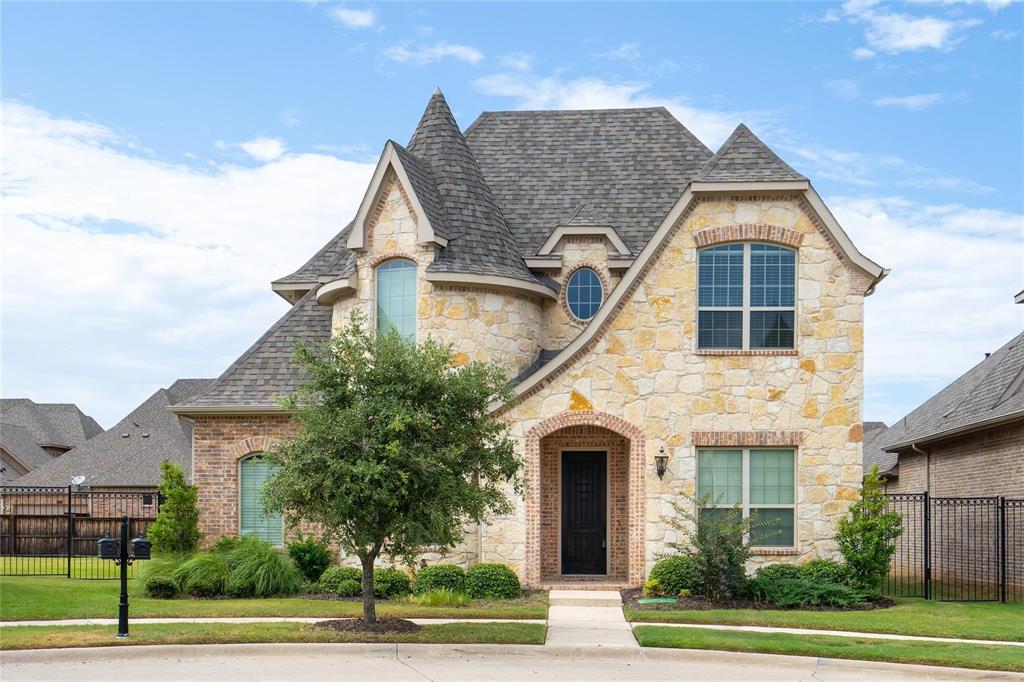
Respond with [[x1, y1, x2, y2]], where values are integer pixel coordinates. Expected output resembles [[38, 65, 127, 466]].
[[548, 589, 622, 607]]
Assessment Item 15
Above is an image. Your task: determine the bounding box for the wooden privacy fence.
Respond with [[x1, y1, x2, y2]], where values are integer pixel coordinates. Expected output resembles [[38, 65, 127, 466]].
[[1, 486, 159, 579]]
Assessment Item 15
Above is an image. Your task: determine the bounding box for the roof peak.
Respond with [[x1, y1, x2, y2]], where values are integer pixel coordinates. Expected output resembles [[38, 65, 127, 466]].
[[695, 123, 805, 183]]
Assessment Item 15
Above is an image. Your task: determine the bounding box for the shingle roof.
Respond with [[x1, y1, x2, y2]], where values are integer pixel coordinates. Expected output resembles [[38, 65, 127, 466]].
[[879, 330, 1024, 451], [16, 379, 214, 487], [175, 290, 333, 409], [272, 223, 354, 286], [1, 423, 53, 481], [464, 106, 712, 256], [695, 124, 806, 183], [0, 399, 103, 450], [861, 421, 895, 475], [408, 91, 536, 283]]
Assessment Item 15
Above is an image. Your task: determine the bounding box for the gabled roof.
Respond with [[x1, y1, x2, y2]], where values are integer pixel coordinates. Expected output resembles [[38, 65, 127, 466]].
[[172, 289, 332, 412], [861, 421, 895, 475], [17, 379, 213, 487], [695, 124, 806, 183], [1, 423, 53, 478], [464, 107, 712, 256], [0, 399, 103, 450], [879, 330, 1024, 451]]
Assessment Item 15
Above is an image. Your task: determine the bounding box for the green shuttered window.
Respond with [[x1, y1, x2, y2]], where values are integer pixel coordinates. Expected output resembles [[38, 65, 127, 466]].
[[239, 455, 283, 545], [697, 448, 796, 547]]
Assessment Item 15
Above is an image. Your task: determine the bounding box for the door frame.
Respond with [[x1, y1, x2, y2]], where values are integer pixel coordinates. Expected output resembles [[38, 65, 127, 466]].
[[557, 448, 610, 577]]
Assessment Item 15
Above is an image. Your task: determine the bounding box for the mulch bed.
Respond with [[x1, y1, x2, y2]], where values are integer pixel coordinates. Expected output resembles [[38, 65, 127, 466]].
[[621, 588, 894, 612], [310, 617, 422, 633]]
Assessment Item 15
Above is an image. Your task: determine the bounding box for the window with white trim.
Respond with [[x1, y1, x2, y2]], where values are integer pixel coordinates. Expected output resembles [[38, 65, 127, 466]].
[[239, 455, 283, 545], [697, 243, 796, 350], [375, 258, 417, 340], [697, 448, 796, 547]]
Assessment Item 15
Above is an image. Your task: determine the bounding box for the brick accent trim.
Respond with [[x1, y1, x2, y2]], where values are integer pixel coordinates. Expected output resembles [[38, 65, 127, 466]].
[[693, 224, 804, 249], [695, 349, 798, 357], [369, 250, 419, 267], [228, 435, 280, 460], [559, 261, 612, 322], [692, 431, 804, 447], [524, 411, 646, 587]]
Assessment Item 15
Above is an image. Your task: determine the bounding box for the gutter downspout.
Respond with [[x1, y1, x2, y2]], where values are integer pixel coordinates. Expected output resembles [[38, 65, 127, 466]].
[[910, 442, 930, 493]]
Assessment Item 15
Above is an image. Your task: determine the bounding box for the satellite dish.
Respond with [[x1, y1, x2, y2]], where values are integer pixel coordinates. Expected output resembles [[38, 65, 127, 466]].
[[71, 475, 86, 486]]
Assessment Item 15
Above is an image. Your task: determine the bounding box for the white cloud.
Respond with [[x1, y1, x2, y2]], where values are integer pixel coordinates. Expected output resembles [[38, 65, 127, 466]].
[[383, 41, 484, 65], [328, 6, 377, 29], [872, 93, 947, 109], [1, 100, 374, 424], [909, 0, 1016, 10], [498, 52, 533, 71], [237, 137, 287, 161], [473, 73, 762, 149], [833, 196, 1024, 422], [595, 43, 641, 60], [842, 0, 981, 55], [991, 28, 1020, 39], [827, 78, 861, 99]]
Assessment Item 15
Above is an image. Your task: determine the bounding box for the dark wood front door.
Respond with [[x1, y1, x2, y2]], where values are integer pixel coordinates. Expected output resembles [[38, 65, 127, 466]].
[[561, 451, 607, 575]]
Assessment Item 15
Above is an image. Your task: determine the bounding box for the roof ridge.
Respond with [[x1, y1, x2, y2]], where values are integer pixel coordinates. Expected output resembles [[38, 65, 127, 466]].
[[696, 123, 805, 183], [476, 106, 670, 116], [653, 107, 714, 157]]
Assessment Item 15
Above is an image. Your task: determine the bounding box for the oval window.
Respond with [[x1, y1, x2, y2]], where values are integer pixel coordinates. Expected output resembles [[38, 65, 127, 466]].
[[565, 267, 603, 320]]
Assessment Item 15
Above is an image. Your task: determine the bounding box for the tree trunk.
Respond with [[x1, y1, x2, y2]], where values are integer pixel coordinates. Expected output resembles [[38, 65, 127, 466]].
[[359, 553, 376, 624]]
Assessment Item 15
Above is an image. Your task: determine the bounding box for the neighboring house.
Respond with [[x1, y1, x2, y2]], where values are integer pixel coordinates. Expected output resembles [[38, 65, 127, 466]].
[[861, 420, 893, 479], [171, 90, 887, 587], [1, 400, 103, 483], [16, 379, 213, 500], [872, 301, 1024, 497]]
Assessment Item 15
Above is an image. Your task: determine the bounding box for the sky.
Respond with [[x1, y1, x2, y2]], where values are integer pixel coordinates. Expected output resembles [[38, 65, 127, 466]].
[[2, 0, 1022, 429]]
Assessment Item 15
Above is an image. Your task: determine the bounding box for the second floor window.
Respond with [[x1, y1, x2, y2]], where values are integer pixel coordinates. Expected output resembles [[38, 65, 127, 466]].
[[376, 258, 416, 340], [697, 243, 796, 350], [566, 267, 604, 321]]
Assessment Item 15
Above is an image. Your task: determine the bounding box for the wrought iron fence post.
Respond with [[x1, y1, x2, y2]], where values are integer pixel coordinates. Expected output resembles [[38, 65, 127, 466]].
[[999, 496, 1007, 604], [66, 486, 72, 578], [923, 491, 931, 600]]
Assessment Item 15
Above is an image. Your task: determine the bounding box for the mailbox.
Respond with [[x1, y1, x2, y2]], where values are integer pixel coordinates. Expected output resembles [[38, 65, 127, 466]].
[[131, 536, 152, 560], [98, 537, 119, 560]]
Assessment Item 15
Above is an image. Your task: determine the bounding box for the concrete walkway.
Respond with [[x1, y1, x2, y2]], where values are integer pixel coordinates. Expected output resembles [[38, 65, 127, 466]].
[[544, 589, 637, 648], [3, 642, 1018, 681]]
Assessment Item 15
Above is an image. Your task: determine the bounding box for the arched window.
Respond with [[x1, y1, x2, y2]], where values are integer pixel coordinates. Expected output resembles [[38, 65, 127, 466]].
[[565, 267, 604, 320], [239, 455, 283, 545], [697, 243, 796, 350], [375, 259, 417, 340]]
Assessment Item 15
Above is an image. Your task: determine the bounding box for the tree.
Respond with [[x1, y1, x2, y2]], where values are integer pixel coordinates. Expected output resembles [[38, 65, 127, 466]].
[[263, 312, 522, 623], [147, 461, 201, 554], [835, 464, 903, 597]]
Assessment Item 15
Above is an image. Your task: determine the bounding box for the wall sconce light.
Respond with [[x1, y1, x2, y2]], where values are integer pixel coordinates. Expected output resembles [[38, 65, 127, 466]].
[[655, 446, 669, 480]]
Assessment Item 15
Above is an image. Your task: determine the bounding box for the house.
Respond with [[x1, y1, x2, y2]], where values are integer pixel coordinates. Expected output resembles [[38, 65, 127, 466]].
[[170, 90, 886, 587], [871, 298, 1024, 497], [1, 400, 103, 483], [16, 379, 213, 502]]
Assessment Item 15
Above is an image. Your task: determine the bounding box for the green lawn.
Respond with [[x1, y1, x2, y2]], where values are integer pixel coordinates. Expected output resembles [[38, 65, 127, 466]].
[[633, 626, 1024, 673], [0, 621, 546, 650], [0, 575, 547, 621], [1, 557, 138, 579], [626, 598, 1024, 642]]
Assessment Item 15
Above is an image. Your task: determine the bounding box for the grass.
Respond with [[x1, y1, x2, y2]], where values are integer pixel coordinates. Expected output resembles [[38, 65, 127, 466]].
[[0, 622, 546, 650], [625, 598, 1024, 642], [633, 626, 1024, 673], [0, 575, 547, 621]]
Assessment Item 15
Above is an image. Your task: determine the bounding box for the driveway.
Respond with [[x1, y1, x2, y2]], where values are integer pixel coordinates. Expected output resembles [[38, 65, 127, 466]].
[[2, 643, 1018, 681]]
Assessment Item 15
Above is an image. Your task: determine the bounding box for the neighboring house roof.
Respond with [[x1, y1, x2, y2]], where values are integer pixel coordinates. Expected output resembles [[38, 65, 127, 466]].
[[0, 399, 103, 450], [16, 379, 213, 488], [879, 330, 1024, 452], [173, 289, 332, 411], [1, 423, 53, 475], [695, 124, 806, 183], [861, 421, 895, 475]]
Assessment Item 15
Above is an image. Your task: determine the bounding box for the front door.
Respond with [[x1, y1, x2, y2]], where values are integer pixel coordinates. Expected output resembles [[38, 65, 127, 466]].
[[561, 451, 607, 575]]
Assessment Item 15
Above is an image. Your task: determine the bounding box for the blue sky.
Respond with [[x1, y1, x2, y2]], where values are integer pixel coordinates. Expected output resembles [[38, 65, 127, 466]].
[[3, 1, 1022, 429]]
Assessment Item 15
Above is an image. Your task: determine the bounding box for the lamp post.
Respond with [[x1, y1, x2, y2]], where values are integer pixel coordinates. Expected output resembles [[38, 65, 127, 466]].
[[98, 515, 151, 638]]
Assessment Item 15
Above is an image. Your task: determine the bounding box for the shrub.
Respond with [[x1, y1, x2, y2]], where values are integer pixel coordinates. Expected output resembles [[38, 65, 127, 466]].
[[465, 563, 520, 599], [799, 558, 854, 586], [335, 579, 362, 597], [138, 554, 183, 598], [405, 588, 470, 607], [756, 563, 801, 582], [147, 461, 201, 554], [224, 538, 303, 597], [413, 564, 466, 594], [678, 588, 692, 598], [319, 566, 362, 593], [287, 538, 332, 583], [373, 567, 411, 598], [836, 465, 904, 597], [649, 555, 701, 596], [752, 576, 867, 608], [642, 579, 663, 597], [174, 552, 231, 597]]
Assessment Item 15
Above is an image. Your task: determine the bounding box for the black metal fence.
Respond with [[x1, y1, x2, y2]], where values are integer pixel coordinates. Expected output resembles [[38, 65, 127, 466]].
[[0, 486, 160, 579], [885, 492, 1023, 602]]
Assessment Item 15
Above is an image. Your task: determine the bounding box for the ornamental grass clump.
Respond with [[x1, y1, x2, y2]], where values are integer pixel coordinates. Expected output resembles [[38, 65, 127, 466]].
[[173, 552, 231, 597], [223, 538, 303, 598], [138, 554, 183, 599]]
